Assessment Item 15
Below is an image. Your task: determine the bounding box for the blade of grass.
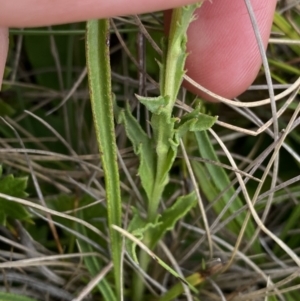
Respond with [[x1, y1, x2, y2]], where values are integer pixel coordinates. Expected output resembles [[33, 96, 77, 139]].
[[0, 292, 39, 301], [194, 131, 257, 242], [273, 12, 300, 56], [86, 19, 122, 299], [158, 273, 204, 301]]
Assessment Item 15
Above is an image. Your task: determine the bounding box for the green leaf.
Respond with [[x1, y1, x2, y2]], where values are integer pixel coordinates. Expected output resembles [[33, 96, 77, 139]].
[[151, 191, 197, 248], [273, 12, 300, 56], [135, 94, 169, 114], [174, 108, 217, 141], [86, 19, 122, 299], [78, 241, 116, 301], [268, 58, 300, 76], [23, 25, 79, 89], [194, 131, 257, 244], [114, 224, 198, 295], [127, 192, 197, 261], [0, 292, 38, 301], [115, 102, 155, 202], [0, 166, 31, 225], [158, 273, 204, 301], [0, 100, 16, 116], [3, 67, 11, 79], [1, 67, 12, 91], [273, 203, 300, 255], [76, 211, 117, 301], [126, 207, 161, 263]]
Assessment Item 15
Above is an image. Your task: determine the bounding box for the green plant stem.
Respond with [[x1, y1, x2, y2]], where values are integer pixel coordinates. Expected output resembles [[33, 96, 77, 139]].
[[148, 4, 200, 222], [133, 236, 152, 301], [147, 173, 166, 221], [86, 19, 122, 300], [133, 4, 201, 301]]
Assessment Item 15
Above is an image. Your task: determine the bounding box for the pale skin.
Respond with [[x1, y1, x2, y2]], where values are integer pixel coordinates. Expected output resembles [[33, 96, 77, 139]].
[[0, 0, 276, 100]]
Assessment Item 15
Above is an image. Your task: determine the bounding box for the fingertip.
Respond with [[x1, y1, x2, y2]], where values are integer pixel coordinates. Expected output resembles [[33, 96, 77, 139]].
[[0, 27, 9, 91], [182, 0, 277, 101]]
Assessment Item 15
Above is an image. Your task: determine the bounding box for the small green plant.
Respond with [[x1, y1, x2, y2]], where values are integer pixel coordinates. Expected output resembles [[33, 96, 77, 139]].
[[0, 166, 30, 225], [86, 2, 220, 299], [2, 2, 300, 301]]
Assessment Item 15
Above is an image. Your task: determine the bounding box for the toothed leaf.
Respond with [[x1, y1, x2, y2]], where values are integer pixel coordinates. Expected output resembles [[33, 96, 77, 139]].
[[150, 191, 197, 248], [174, 109, 217, 142], [126, 208, 161, 263], [0, 166, 31, 225], [115, 103, 155, 201], [135, 94, 169, 114]]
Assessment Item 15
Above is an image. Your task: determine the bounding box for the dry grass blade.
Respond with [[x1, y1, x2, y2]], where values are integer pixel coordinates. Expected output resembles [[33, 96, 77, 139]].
[[46, 67, 87, 115], [0, 192, 106, 239], [0, 252, 99, 268], [184, 74, 300, 108], [225, 101, 300, 269]]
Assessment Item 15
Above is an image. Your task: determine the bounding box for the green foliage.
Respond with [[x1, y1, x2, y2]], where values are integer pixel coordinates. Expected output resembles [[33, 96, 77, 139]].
[[274, 202, 300, 255], [0, 166, 31, 225], [150, 191, 197, 247], [135, 94, 169, 114], [47, 193, 116, 299], [46, 194, 107, 248], [126, 191, 197, 262], [174, 107, 217, 141], [158, 273, 204, 301], [115, 102, 155, 201], [0, 100, 15, 116], [193, 131, 257, 246], [3, 3, 299, 301], [114, 5, 217, 299], [0, 292, 38, 301], [86, 19, 122, 300], [117, 3, 214, 225], [145, 3, 210, 223], [77, 220, 117, 301], [126, 207, 160, 262], [273, 12, 300, 55], [23, 24, 86, 89]]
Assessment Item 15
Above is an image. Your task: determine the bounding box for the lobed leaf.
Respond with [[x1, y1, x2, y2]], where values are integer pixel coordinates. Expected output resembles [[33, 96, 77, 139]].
[[0, 166, 31, 225], [150, 191, 197, 248], [174, 109, 217, 142], [115, 102, 155, 202], [126, 207, 161, 263], [135, 94, 169, 115], [127, 192, 197, 261]]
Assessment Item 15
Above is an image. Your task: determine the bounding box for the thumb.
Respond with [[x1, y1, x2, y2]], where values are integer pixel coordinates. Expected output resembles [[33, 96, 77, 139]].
[[0, 27, 9, 91], [0, 0, 199, 90], [0, 0, 200, 27], [183, 0, 277, 100]]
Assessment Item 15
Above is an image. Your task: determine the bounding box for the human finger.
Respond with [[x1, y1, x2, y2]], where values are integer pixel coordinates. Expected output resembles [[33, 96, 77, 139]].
[[168, 0, 277, 101], [0, 27, 9, 91], [0, 0, 199, 89], [0, 0, 199, 27]]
